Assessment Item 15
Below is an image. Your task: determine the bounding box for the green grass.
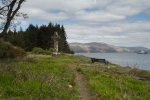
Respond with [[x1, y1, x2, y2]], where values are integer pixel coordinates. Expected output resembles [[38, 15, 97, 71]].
[[78, 62, 150, 100], [0, 54, 80, 100], [0, 54, 150, 100]]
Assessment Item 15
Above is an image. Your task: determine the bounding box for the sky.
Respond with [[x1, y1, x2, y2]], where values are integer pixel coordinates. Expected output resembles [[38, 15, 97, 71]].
[[19, 0, 150, 48]]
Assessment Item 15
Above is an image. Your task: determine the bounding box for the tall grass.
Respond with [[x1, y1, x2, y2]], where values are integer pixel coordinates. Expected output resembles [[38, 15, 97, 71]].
[[0, 54, 149, 99], [78, 62, 150, 100], [0, 54, 79, 99]]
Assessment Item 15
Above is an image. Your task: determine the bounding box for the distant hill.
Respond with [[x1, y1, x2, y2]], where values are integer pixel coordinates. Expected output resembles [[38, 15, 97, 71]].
[[69, 42, 150, 53]]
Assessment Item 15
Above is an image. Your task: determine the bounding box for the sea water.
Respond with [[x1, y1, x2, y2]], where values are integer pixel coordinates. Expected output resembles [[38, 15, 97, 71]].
[[76, 53, 150, 71]]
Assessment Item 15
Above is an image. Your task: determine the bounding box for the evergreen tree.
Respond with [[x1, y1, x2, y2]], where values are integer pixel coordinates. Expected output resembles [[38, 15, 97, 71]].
[[4, 22, 73, 54]]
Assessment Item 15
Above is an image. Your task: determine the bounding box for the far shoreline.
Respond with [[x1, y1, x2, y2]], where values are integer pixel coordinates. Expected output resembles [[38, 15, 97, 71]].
[[75, 52, 150, 71]]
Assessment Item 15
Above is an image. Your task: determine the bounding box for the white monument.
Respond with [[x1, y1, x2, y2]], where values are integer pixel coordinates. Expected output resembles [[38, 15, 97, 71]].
[[52, 32, 60, 56]]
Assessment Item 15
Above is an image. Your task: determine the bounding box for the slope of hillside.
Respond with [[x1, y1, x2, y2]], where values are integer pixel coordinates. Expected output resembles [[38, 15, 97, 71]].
[[0, 54, 149, 99], [70, 42, 150, 53]]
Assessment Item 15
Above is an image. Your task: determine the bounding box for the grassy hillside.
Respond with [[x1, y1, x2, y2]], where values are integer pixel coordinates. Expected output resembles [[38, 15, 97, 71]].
[[0, 54, 149, 100], [0, 54, 80, 99], [77, 60, 150, 99]]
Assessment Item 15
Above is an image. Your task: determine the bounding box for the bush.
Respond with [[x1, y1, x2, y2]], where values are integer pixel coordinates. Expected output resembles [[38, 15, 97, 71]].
[[0, 40, 26, 58], [32, 47, 44, 54], [47, 48, 54, 52], [32, 47, 52, 55]]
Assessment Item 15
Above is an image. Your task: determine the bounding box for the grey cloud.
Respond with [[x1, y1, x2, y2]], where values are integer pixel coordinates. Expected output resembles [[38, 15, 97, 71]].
[[20, 0, 150, 48]]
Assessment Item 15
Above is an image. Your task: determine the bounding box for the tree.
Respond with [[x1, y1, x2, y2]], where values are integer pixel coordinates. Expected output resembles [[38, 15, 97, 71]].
[[4, 23, 74, 53], [0, 0, 27, 38]]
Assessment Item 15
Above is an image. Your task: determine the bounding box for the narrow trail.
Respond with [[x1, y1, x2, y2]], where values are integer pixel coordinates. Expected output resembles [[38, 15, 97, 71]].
[[72, 66, 92, 100]]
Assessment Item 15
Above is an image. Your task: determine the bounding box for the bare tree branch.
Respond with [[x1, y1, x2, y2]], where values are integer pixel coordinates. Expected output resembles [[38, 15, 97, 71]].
[[0, 5, 9, 11], [11, 0, 24, 18], [0, 0, 26, 38]]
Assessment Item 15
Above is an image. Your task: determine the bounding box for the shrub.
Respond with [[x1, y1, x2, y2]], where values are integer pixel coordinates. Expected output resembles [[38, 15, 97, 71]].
[[32, 47, 52, 55], [0, 39, 26, 58], [32, 47, 44, 54], [47, 48, 54, 52]]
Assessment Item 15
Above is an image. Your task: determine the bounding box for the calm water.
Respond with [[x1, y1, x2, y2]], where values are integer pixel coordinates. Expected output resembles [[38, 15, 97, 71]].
[[76, 53, 150, 71]]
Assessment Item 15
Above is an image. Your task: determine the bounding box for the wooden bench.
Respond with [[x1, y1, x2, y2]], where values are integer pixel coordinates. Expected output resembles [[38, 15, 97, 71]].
[[91, 58, 108, 64]]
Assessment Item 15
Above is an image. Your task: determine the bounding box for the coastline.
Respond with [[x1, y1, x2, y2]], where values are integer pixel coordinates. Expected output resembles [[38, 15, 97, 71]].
[[75, 52, 150, 71], [76, 54, 150, 81]]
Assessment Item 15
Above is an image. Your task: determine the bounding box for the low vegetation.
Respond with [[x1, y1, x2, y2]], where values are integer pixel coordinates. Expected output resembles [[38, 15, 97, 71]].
[[0, 54, 149, 99], [0, 54, 81, 99], [32, 47, 53, 55], [77, 60, 150, 100]]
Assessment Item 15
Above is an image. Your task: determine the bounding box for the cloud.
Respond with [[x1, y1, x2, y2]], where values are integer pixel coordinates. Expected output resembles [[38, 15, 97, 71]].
[[65, 20, 150, 48], [76, 10, 126, 22], [20, 0, 150, 48]]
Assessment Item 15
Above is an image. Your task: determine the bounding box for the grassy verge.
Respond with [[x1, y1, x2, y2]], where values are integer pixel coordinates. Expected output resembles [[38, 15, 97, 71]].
[[77, 59, 150, 100], [0, 54, 80, 100], [0, 54, 150, 99]]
